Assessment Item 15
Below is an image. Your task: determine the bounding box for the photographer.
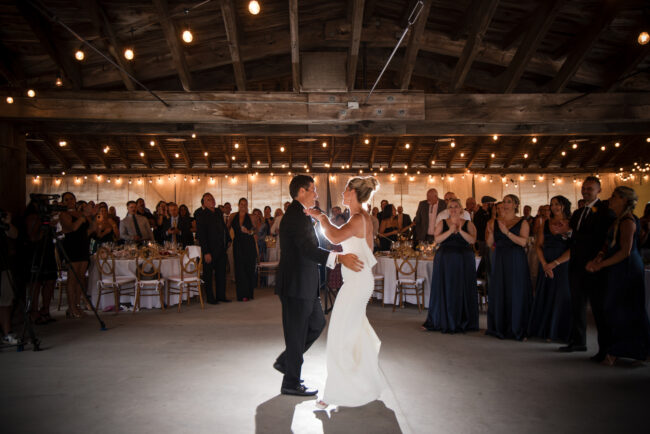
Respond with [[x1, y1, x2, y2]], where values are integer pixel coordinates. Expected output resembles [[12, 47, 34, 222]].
[[23, 200, 58, 324], [59, 192, 91, 319], [1, 211, 19, 344]]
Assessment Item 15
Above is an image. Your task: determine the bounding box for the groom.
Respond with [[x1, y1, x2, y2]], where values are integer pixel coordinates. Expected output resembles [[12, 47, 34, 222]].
[[274, 175, 363, 396]]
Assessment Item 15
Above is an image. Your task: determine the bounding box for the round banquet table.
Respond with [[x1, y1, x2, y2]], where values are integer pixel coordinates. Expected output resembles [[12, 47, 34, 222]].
[[88, 255, 192, 310], [372, 255, 482, 307]]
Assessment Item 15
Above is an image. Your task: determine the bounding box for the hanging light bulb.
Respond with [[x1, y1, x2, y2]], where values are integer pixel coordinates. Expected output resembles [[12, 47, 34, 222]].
[[139, 151, 145, 157], [234, 143, 240, 149], [280, 146, 285, 152], [175, 153, 180, 158], [639, 31, 649, 45], [492, 135, 498, 141], [124, 48, 134, 60], [405, 143, 410, 149], [364, 138, 370, 144], [5, 96, 13, 104], [204, 151, 208, 157], [450, 141, 456, 148], [55, 77, 63, 87], [614, 142, 620, 148], [75, 50, 85, 61], [27, 89, 35, 98], [572, 143, 578, 149], [322, 141, 327, 148], [532, 137, 537, 143], [150, 140, 156, 146], [59, 140, 67, 147], [182, 29, 193, 44], [248, 0, 261, 15]]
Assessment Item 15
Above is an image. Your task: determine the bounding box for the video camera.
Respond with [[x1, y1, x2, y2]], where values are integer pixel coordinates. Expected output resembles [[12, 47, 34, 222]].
[[29, 193, 67, 217]]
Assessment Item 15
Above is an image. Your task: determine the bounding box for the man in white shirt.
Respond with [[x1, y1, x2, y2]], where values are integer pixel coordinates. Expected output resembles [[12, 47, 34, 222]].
[[413, 188, 446, 244], [436, 192, 471, 225]]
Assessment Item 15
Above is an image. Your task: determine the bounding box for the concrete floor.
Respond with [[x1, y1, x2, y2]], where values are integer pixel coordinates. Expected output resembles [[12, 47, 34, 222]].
[[1, 286, 648, 434]]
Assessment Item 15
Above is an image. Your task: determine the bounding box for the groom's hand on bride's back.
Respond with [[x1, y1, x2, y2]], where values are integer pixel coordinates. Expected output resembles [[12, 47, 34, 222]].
[[339, 254, 363, 272]]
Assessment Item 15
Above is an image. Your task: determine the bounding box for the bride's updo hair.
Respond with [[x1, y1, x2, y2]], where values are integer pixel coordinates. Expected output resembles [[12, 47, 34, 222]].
[[346, 176, 380, 203]]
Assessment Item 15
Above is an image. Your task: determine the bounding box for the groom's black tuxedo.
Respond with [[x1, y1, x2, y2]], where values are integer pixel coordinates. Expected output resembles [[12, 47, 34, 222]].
[[567, 198, 616, 351], [275, 200, 331, 390]]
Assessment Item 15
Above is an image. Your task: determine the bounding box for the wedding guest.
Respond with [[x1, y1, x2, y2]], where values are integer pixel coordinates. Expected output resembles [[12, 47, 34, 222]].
[[422, 198, 478, 333], [92, 205, 119, 244], [196, 193, 230, 304], [465, 197, 477, 221], [228, 198, 257, 301], [120, 200, 154, 242], [270, 209, 284, 236], [532, 205, 551, 235], [560, 176, 615, 359], [136, 198, 155, 227], [638, 202, 650, 260], [370, 207, 380, 249], [263, 206, 274, 233], [152, 201, 169, 243], [378, 204, 399, 251], [283, 201, 291, 212], [486, 194, 532, 340], [435, 192, 471, 224], [528, 196, 572, 342], [253, 208, 268, 262], [378, 200, 389, 223], [59, 192, 91, 319], [586, 186, 650, 365], [160, 202, 194, 247], [522, 205, 533, 225], [577, 199, 586, 209], [396, 206, 413, 237], [108, 206, 120, 227], [474, 196, 495, 254], [23, 202, 57, 324], [413, 189, 446, 245], [178, 204, 196, 234]]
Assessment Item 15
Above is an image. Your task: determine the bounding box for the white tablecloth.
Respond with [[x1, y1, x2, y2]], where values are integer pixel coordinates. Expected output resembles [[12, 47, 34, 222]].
[[372, 256, 482, 307], [89, 256, 193, 310]]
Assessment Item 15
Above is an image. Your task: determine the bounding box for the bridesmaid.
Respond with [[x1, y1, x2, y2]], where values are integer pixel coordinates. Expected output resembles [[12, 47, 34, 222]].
[[528, 196, 572, 342], [586, 186, 650, 365], [486, 194, 532, 340], [228, 198, 257, 301], [422, 198, 478, 333], [377, 204, 399, 251]]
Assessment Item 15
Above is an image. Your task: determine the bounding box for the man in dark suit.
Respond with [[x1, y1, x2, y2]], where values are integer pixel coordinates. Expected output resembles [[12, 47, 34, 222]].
[[413, 188, 446, 245], [159, 202, 194, 247], [559, 176, 615, 359], [195, 193, 231, 304], [273, 175, 362, 396], [396, 206, 413, 238]]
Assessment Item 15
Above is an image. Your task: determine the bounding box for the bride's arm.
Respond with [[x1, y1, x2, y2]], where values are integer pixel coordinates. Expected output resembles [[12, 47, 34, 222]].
[[311, 212, 364, 245]]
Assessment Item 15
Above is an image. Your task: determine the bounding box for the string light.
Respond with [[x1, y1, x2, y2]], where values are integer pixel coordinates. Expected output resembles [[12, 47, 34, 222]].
[[182, 29, 193, 43], [639, 31, 649, 45], [405, 143, 410, 149], [175, 153, 180, 158], [55, 77, 63, 87], [490, 153, 495, 158], [450, 141, 456, 148], [364, 138, 370, 144], [231, 155, 236, 160], [523, 153, 528, 159], [600, 146, 606, 151], [5, 96, 13, 104], [103, 146, 110, 153], [492, 135, 498, 141], [322, 142, 327, 148], [204, 151, 209, 157], [27, 89, 35, 98], [75, 50, 85, 61], [59, 140, 67, 147], [280, 146, 285, 152], [572, 143, 578, 149], [519, 175, 525, 181], [538, 175, 544, 181], [248, 0, 261, 15], [460, 152, 465, 157], [431, 160, 435, 165], [614, 142, 620, 148], [532, 137, 537, 143], [140, 152, 145, 157], [150, 140, 156, 146], [561, 151, 566, 156], [124, 48, 134, 60], [234, 143, 240, 149]]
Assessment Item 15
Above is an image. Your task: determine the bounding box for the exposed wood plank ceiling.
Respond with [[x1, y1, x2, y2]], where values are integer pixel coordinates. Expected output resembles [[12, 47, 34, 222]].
[[0, 0, 648, 175]]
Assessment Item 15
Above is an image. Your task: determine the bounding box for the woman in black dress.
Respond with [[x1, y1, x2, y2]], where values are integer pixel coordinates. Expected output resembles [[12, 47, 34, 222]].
[[378, 204, 399, 251], [586, 186, 650, 365], [528, 195, 572, 342], [486, 194, 532, 340], [228, 198, 257, 301], [422, 198, 478, 333], [59, 192, 91, 318]]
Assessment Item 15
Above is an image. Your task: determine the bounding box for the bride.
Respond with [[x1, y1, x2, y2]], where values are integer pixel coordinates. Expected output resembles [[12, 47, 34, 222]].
[[305, 176, 385, 409]]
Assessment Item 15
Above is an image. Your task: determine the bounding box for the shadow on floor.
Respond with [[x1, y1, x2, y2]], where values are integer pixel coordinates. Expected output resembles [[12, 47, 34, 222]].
[[315, 400, 401, 434], [255, 394, 314, 434]]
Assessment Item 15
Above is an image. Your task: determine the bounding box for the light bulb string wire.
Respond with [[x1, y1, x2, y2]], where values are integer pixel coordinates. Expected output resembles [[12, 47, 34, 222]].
[[27, 0, 174, 107]]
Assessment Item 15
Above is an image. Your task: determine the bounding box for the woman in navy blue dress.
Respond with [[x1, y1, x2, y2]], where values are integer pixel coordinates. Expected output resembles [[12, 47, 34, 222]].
[[528, 196, 572, 342], [486, 194, 532, 340], [422, 198, 478, 333], [586, 186, 650, 365]]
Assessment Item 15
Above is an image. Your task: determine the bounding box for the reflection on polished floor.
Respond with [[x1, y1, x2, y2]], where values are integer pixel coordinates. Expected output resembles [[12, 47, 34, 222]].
[[2, 286, 648, 434]]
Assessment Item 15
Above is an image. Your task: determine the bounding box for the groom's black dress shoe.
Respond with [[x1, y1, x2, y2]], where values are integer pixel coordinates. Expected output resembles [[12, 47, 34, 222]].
[[590, 352, 606, 363], [558, 344, 587, 353], [281, 384, 318, 396], [273, 362, 303, 383]]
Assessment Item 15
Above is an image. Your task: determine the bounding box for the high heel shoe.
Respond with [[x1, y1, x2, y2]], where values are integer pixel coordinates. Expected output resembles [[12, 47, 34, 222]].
[[315, 400, 328, 410]]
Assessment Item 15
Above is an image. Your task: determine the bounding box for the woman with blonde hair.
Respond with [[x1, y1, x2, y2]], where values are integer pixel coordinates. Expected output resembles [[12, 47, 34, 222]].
[[306, 176, 385, 409], [586, 186, 650, 365]]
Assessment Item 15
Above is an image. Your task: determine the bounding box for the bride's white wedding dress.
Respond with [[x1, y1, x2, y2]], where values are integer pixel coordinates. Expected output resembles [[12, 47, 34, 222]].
[[321, 226, 385, 407]]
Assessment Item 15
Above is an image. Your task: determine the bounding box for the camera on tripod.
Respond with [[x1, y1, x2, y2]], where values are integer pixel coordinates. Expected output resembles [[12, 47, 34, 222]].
[[29, 194, 67, 222]]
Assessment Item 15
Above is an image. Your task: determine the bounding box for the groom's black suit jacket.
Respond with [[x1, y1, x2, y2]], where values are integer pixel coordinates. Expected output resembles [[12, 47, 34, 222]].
[[275, 200, 330, 300], [569, 198, 615, 271]]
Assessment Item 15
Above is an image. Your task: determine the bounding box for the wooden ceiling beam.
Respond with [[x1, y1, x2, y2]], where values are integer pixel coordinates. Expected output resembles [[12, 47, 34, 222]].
[[152, 0, 193, 91], [450, 0, 499, 91], [363, 0, 378, 26], [67, 140, 91, 170], [603, 45, 650, 92], [41, 138, 70, 170], [399, 0, 432, 90], [547, 1, 619, 93], [388, 138, 400, 169], [499, 0, 563, 93], [428, 140, 440, 168], [348, 138, 356, 168], [347, 0, 365, 90], [407, 137, 421, 168], [153, 138, 172, 169], [196, 137, 211, 168], [465, 138, 485, 169], [179, 142, 192, 169], [541, 139, 566, 168], [450, 0, 483, 41], [90, 138, 110, 169], [264, 136, 272, 168], [289, 0, 300, 92], [446, 144, 460, 169], [133, 140, 152, 168], [81, 0, 136, 91], [16, 1, 82, 89], [242, 136, 251, 168], [224, 137, 232, 169], [368, 137, 378, 169], [221, 0, 246, 91], [523, 136, 548, 169], [503, 137, 529, 169], [288, 142, 293, 169], [109, 138, 131, 169], [25, 141, 50, 169], [0, 40, 25, 87], [308, 142, 313, 169]]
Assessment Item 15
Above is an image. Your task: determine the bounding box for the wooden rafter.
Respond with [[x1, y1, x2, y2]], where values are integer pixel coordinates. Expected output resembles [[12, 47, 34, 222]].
[[407, 138, 421, 168], [541, 139, 566, 168], [450, 0, 499, 91], [603, 45, 650, 92], [242, 136, 251, 168], [388, 138, 400, 169], [499, 0, 563, 93], [523, 136, 548, 169], [41, 138, 70, 169], [308, 142, 313, 169], [81, 0, 136, 91], [610, 137, 641, 169], [67, 140, 91, 170], [16, 1, 81, 89], [25, 142, 50, 169], [153, 138, 171, 169], [288, 141, 293, 169], [90, 138, 110, 169], [197, 138, 211, 168], [363, 0, 377, 26], [152, 0, 192, 91], [368, 137, 378, 169], [264, 137, 272, 168], [503, 137, 529, 169], [328, 137, 335, 167], [179, 142, 192, 169], [465, 139, 485, 169], [597, 141, 624, 170], [224, 137, 232, 169], [221, 0, 246, 91], [0, 40, 25, 86], [289, 0, 300, 92], [547, 2, 619, 93], [348, 138, 356, 168], [450, 0, 482, 41], [446, 142, 461, 169], [347, 0, 365, 90], [399, 0, 432, 90], [109, 138, 131, 169], [133, 140, 151, 168], [428, 140, 440, 168]]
